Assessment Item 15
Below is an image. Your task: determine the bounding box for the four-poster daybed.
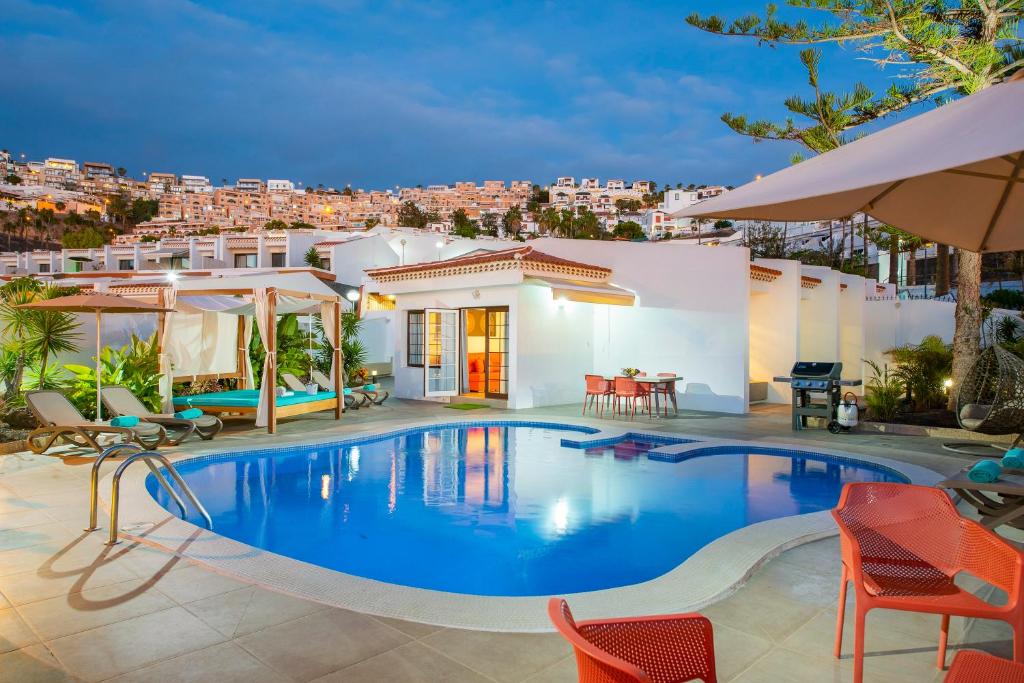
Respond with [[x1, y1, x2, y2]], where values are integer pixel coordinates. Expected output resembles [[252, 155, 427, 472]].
[[152, 272, 345, 434]]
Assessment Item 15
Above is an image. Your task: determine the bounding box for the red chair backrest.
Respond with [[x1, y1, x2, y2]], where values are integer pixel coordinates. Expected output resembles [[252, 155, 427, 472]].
[[614, 376, 640, 397], [586, 374, 610, 393], [834, 483, 1024, 597]]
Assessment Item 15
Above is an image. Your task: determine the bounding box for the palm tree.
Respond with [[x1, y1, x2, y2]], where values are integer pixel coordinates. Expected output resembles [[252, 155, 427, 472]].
[[0, 279, 80, 398], [22, 284, 81, 388]]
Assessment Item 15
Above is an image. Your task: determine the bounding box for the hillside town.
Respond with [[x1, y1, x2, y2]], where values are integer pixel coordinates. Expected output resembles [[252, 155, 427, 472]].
[[0, 148, 730, 241]]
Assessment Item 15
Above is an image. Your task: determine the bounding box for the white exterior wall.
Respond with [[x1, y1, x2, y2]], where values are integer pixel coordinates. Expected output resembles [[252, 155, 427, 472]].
[[749, 259, 801, 403], [513, 285, 594, 409], [331, 235, 400, 285], [863, 298, 956, 369], [799, 266, 841, 361], [838, 273, 867, 389], [530, 239, 751, 413], [358, 312, 394, 367]]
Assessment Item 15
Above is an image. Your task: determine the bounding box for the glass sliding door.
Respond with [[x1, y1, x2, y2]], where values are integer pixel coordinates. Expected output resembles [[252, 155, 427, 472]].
[[424, 309, 458, 397], [485, 307, 508, 399]]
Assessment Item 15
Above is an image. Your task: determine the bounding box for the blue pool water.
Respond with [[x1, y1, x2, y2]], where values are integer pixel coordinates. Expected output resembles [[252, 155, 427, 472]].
[[149, 423, 906, 596]]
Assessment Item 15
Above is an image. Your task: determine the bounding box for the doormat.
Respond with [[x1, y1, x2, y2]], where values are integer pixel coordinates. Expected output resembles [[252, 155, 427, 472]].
[[445, 403, 489, 410]]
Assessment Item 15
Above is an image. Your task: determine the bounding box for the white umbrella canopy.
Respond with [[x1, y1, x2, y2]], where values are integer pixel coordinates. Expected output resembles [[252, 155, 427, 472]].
[[675, 74, 1024, 253], [18, 293, 174, 421]]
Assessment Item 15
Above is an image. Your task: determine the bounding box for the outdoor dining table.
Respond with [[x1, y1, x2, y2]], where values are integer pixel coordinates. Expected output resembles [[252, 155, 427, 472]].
[[603, 375, 683, 418]]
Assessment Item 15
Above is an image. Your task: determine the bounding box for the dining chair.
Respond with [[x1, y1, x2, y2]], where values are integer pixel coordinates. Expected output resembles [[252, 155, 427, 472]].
[[583, 375, 613, 416], [613, 376, 649, 419]]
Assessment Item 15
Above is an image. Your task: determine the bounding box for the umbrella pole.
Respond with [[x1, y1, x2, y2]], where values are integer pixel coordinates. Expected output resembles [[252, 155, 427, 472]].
[[95, 310, 102, 423]]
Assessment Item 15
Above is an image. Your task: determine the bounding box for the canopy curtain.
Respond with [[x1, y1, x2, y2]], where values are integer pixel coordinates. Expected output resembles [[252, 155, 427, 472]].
[[159, 288, 177, 412], [241, 316, 254, 389], [320, 302, 340, 390], [254, 288, 273, 428]]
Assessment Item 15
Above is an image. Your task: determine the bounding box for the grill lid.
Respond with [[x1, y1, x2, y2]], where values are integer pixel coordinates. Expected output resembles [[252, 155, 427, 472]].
[[791, 361, 843, 379]]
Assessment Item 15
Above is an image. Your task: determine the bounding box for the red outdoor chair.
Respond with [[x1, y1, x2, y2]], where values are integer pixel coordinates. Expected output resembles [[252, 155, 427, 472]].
[[613, 376, 650, 419], [548, 598, 717, 683], [833, 482, 1024, 683], [584, 375, 613, 417], [944, 650, 1024, 682]]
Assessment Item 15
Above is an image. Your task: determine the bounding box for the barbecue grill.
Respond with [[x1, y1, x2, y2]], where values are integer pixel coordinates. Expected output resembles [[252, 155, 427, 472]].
[[773, 361, 862, 433]]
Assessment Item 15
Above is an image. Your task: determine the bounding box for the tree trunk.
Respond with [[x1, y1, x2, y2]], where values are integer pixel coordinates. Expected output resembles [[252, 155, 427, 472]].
[[861, 215, 868, 276], [935, 244, 950, 296], [948, 249, 983, 410], [907, 248, 917, 287], [888, 235, 899, 289]]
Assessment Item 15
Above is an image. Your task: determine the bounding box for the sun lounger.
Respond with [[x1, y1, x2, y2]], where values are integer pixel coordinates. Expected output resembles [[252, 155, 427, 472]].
[[25, 390, 166, 454], [280, 373, 310, 393], [101, 385, 223, 445], [938, 468, 1024, 530], [307, 370, 370, 409], [312, 369, 388, 406]]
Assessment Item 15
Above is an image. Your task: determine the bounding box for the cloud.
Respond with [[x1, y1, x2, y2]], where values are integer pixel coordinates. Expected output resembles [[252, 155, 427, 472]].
[[0, 0, 809, 188]]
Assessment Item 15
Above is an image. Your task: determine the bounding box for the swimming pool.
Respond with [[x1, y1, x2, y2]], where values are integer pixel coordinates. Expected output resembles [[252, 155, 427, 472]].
[[149, 422, 906, 597]]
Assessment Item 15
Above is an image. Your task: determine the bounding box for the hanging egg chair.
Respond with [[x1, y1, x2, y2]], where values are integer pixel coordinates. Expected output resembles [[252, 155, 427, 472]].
[[944, 345, 1024, 455]]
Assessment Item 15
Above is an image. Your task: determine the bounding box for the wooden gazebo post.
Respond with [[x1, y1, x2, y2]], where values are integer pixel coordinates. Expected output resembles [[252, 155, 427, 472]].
[[267, 287, 277, 434], [333, 298, 343, 420]]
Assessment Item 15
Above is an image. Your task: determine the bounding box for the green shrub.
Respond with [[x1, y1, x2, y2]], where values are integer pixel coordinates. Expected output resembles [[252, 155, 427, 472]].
[[64, 334, 161, 419], [884, 335, 953, 410], [983, 289, 1024, 311], [863, 359, 903, 422]]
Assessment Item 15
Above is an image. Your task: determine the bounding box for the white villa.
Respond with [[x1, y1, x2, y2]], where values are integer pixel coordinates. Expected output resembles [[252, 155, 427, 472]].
[[2, 228, 957, 415], [360, 238, 955, 413]]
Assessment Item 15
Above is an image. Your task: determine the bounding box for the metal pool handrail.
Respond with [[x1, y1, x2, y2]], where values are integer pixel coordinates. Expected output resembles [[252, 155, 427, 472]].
[[86, 443, 213, 545]]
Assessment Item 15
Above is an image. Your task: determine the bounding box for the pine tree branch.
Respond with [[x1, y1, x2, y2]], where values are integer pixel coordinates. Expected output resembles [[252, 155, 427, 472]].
[[881, 0, 976, 79]]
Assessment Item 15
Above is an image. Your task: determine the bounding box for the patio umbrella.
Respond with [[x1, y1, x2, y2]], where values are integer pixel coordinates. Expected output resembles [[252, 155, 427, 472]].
[[674, 73, 1024, 253], [17, 293, 174, 421]]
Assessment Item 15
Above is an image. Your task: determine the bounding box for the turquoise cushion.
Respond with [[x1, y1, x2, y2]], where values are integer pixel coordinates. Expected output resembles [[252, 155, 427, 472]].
[[343, 388, 353, 395], [1002, 448, 1024, 470], [968, 460, 1002, 483], [174, 408, 203, 420], [173, 390, 337, 408], [363, 384, 376, 391], [110, 415, 139, 428]]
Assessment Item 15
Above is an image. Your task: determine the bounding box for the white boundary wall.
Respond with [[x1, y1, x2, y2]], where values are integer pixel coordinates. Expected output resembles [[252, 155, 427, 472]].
[[749, 259, 801, 404]]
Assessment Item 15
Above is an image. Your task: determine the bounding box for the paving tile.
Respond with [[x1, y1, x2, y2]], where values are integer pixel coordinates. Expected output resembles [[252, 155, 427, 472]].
[[744, 554, 842, 608], [520, 655, 577, 683], [183, 585, 325, 637], [708, 622, 774, 682], [16, 577, 176, 640], [421, 628, 571, 683], [0, 521, 79, 552], [151, 563, 250, 604], [316, 641, 492, 683], [107, 641, 288, 683], [786, 606, 969, 657], [372, 615, 445, 639], [102, 541, 189, 579], [46, 606, 226, 683], [0, 508, 56, 531], [236, 607, 410, 682], [957, 618, 1014, 659], [701, 584, 822, 644], [0, 606, 40, 653], [0, 552, 139, 607], [729, 647, 847, 683], [0, 643, 79, 683]]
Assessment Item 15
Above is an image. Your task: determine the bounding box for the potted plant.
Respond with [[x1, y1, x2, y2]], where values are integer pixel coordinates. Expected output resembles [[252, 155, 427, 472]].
[[621, 367, 640, 378]]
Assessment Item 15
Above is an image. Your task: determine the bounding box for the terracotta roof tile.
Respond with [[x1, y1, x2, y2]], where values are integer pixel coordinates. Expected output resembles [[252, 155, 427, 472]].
[[365, 245, 610, 279]]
